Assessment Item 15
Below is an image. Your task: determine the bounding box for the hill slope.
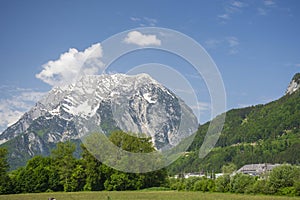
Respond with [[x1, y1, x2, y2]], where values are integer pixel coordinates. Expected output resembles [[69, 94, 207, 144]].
[[168, 73, 300, 174]]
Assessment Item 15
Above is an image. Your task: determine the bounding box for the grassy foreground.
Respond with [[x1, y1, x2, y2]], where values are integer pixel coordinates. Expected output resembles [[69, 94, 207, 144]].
[[0, 191, 300, 200]]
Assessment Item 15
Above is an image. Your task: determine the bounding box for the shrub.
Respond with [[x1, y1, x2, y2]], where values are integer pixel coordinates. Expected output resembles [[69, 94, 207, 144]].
[[230, 173, 256, 193], [215, 174, 230, 192], [268, 164, 300, 194], [278, 187, 296, 196]]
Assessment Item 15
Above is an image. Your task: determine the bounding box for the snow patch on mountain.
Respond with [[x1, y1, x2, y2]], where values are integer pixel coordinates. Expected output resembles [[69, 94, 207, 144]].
[[143, 93, 156, 104]]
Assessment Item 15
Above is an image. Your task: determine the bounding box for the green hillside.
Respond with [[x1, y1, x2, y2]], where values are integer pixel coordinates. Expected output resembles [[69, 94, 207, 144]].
[[168, 80, 300, 175]]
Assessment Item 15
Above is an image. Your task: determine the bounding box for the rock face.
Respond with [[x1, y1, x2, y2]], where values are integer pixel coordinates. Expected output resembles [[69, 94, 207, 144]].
[[286, 73, 300, 95], [0, 73, 198, 169]]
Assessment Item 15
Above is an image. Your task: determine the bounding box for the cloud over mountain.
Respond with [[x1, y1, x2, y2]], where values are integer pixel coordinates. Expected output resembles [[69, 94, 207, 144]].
[[36, 43, 104, 87], [0, 86, 45, 132]]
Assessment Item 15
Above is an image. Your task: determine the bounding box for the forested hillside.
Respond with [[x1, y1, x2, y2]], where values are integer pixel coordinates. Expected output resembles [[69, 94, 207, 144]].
[[168, 80, 300, 174]]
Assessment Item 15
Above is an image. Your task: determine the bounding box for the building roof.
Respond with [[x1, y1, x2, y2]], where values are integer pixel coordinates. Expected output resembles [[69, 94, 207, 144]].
[[237, 163, 281, 176]]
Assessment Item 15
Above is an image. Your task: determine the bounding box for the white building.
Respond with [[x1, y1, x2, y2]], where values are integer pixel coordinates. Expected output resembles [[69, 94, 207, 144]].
[[237, 163, 281, 176], [183, 173, 205, 179]]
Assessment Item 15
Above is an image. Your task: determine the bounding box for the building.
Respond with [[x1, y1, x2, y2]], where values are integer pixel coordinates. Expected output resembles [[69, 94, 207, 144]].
[[183, 172, 206, 179], [237, 163, 281, 176], [173, 172, 205, 179], [215, 173, 224, 179]]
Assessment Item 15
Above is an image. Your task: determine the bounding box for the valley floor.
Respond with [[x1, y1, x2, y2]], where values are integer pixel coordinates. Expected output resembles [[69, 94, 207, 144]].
[[0, 191, 299, 200]]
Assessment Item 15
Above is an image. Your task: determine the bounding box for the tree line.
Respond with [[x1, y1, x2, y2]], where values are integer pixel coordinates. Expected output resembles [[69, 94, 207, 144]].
[[0, 130, 300, 196], [170, 164, 300, 196], [0, 130, 168, 194]]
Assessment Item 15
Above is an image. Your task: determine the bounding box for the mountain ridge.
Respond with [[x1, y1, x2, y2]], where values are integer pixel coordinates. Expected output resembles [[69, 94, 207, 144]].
[[0, 73, 198, 169]]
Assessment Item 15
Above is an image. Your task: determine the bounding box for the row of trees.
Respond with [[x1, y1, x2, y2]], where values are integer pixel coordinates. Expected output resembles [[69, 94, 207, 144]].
[[170, 164, 300, 196], [0, 130, 168, 194], [1, 131, 299, 196]]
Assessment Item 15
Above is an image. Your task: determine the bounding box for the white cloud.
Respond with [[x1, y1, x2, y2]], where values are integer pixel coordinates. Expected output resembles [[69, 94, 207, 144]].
[[190, 102, 211, 112], [218, 1, 247, 22], [226, 37, 239, 47], [36, 43, 104, 87], [123, 31, 161, 46], [143, 17, 157, 26], [204, 36, 240, 55], [257, 0, 277, 15], [283, 63, 300, 68], [231, 1, 247, 8], [130, 17, 141, 22], [264, 0, 275, 6], [0, 104, 24, 130], [0, 87, 46, 133], [218, 14, 230, 20], [226, 36, 240, 54], [130, 17, 158, 26]]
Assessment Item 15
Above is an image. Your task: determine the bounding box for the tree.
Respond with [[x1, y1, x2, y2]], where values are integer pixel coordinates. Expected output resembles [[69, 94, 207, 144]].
[[250, 179, 269, 194], [142, 169, 168, 189], [82, 130, 168, 191], [11, 156, 62, 193], [23, 156, 51, 192], [230, 173, 256, 193], [192, 177, 213, 192], [0, 148, 9, 175], [51, 141, 76, 192], [81, 144, 105, 191], [222, 163, 237, 174], [69, 162, 86, 191], [104, 172, 132, 191], [268, 164, 300, 194], [109, 130, 155, 153], [0, 148, 12, 194], [185, 177, 201, 191], [108, 130, 168, 189], [215, 174, 230, 192]]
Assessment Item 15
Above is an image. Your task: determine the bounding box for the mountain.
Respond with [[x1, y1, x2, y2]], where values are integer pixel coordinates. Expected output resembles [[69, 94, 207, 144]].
[[0, 73, 198, 169], [286, 73, 300, 95], [168, 73, 300, 174]]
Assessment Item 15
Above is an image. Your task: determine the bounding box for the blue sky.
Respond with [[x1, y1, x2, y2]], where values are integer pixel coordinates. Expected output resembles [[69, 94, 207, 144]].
[[0, 0, 300, 132]]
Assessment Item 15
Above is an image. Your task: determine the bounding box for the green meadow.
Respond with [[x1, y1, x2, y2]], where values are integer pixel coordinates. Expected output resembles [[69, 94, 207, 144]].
[[1, 191, 300, 200]]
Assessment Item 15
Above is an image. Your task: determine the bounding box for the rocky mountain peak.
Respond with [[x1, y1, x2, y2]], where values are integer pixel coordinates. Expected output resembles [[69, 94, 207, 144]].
[[0, 73, 198, 169], [286, 73, 300, 95]]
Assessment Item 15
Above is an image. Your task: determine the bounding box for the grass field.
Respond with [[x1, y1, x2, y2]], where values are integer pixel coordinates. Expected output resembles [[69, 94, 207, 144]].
[[0, 191, 300, 200]]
